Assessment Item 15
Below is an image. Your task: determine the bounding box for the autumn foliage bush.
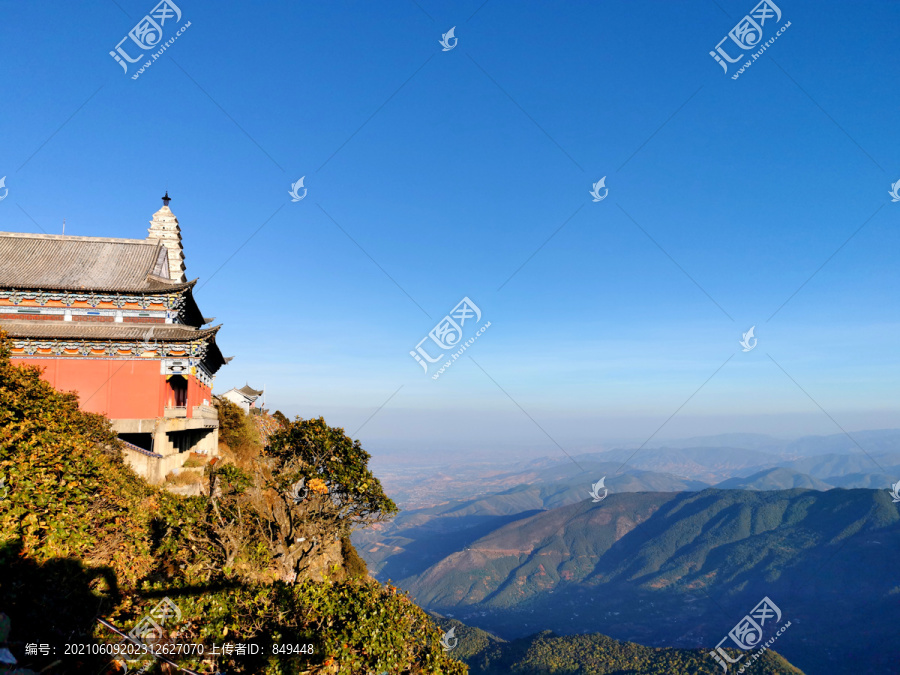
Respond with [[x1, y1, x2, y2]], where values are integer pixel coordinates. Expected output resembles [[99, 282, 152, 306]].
[[0, 337, 157, 582], [215, 396, 261, 454]]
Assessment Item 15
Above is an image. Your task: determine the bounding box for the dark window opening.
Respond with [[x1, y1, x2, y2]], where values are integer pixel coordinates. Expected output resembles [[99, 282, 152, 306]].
[[118, 433, 154, 452], [168, 375, 188, 407]]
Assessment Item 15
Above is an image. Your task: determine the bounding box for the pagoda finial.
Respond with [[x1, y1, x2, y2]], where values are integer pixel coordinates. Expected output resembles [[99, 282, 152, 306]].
[[148, 193, 186, 282]]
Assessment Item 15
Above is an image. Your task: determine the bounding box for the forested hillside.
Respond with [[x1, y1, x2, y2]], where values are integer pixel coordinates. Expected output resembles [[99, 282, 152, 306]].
[[396, 488, 900, 674], [0, 334, 465, 674]]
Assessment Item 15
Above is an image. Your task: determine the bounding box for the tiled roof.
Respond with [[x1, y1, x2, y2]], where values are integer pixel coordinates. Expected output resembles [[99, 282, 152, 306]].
[[0, 232, 195, 292], [237, 384, 264, 397], [1, 318, 227, 372], [0, 319, 221, 341]]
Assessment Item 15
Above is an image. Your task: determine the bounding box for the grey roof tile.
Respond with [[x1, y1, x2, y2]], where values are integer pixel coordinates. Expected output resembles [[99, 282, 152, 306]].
[[0, 319, 221, 341], [0, 232, 192, 292]]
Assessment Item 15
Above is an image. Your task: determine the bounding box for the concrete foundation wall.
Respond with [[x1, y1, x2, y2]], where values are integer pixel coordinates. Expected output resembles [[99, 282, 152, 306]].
[[122, 447, 196, 484], [113, 415, 219, 484]]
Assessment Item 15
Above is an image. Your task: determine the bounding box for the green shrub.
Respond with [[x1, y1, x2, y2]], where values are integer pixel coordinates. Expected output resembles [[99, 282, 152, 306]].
[[216, 397, 260, 451], [341, 536, 368, 579], [181, 456, 208, 468]]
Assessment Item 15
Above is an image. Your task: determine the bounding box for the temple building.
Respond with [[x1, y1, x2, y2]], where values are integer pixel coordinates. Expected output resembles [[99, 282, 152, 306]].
[[0, 194, 227, 483], [221, 384, 264, 412]]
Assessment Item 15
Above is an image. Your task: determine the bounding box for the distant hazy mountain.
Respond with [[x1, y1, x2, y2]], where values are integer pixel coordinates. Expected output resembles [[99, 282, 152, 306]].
[[372, 430, 900, 511], [776, 452, 900, 480], [579, 443, 900, 487], [391, 488, 900, 675], [648, 432, 790, 452], [647, 429, 900, 458], [782, 429, 900, 457], [434, 618, 805, 674], [714, 467, 833, 491], [585, 446, 781, 483]]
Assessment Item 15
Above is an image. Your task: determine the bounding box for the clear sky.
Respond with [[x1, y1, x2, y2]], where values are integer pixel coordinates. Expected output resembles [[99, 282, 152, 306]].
[[1, 1, 897, 462]]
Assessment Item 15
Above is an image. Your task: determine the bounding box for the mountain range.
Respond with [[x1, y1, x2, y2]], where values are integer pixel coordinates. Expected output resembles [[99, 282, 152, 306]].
[[370, 430, 900, 515], [358, 430, 900, 675]]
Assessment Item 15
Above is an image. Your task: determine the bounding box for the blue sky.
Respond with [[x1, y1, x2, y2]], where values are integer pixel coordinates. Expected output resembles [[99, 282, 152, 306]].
[[1, 1, 897, 462]]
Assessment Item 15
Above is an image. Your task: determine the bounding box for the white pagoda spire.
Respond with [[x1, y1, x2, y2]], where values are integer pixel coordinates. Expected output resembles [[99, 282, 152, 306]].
[[147, 191, 186, 282]]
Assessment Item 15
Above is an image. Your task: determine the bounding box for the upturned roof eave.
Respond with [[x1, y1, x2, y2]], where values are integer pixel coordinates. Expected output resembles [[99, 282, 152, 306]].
[[0, 277, 200, 294], [0, 319, 223, 341]]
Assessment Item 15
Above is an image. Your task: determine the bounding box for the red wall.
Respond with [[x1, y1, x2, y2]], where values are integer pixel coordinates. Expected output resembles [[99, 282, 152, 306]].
[[15, 358, 167, 419], [188, 376, 213, 408], [15, 358, 214, 419]]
